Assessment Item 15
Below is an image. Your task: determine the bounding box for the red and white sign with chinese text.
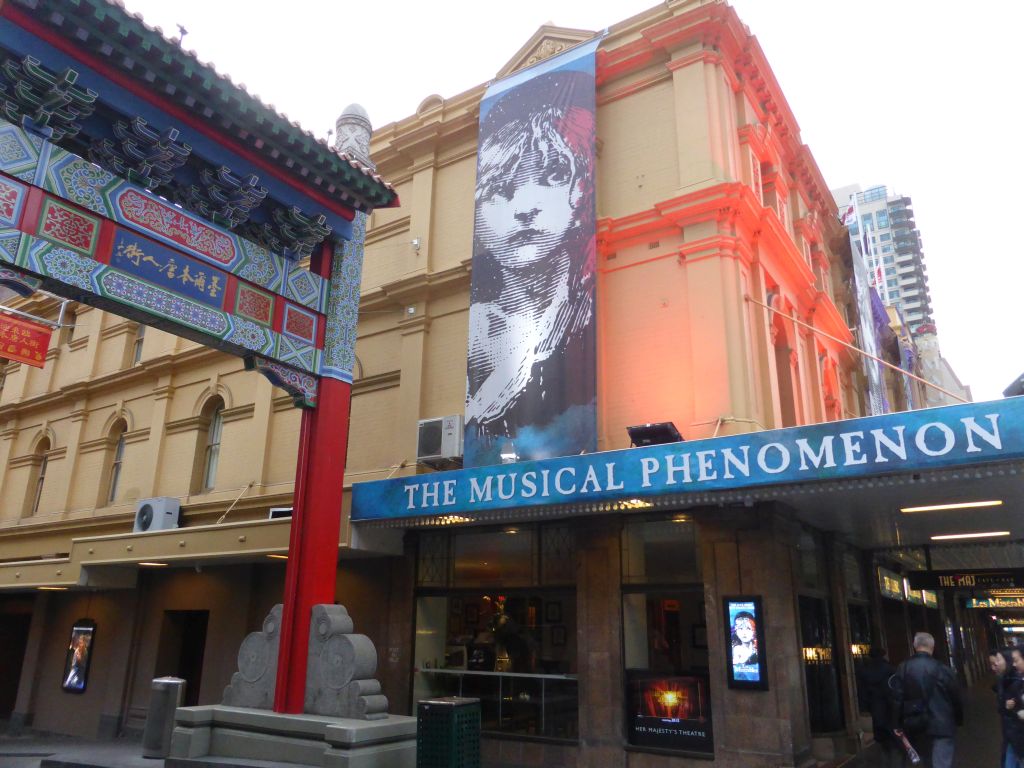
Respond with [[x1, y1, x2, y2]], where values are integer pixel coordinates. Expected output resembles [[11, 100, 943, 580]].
[[0, 314, 52, 368]]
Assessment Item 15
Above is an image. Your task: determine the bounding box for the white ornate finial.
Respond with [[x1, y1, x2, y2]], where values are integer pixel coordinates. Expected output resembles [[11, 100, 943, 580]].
[[335, 103, 373, 169]]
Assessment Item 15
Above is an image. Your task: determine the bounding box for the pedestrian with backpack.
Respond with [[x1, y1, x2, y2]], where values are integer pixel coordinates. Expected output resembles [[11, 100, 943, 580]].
[[890, 632, 963, 767]]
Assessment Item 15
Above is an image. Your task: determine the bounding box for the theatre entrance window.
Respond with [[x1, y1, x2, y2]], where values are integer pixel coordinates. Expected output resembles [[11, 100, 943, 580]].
[[798, 531, 844, 734], [413, 524, 578, 741], [622, 516, 712, 756]]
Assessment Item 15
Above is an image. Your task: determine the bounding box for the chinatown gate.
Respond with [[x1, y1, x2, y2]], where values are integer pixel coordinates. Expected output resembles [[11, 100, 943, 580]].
[[0, 0, 398, 736]]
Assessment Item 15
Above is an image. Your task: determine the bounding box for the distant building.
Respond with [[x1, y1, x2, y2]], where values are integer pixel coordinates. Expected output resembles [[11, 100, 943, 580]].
[[833, 184, 970, 406], [832, 184, 933, 330], [915, 325, 973, 406]]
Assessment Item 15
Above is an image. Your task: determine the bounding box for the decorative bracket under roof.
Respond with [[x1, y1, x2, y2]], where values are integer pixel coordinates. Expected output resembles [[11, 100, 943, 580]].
[[240, 207, 332, 262], [495, 25, 598, 80], [174, 165, 268, 230], [245, 355, 317, 408], [0, 55, 97, 141], [88, 117, 192, 192]]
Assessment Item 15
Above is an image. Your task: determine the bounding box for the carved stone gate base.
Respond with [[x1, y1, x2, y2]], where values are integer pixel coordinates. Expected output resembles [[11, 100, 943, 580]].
[[167, 604, 415, 768]]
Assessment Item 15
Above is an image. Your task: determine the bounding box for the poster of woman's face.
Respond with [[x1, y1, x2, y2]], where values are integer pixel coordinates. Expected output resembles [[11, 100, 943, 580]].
[[724, 597, 768, 690], [464, 40, 601, 468], [61, 620, 96, 693]]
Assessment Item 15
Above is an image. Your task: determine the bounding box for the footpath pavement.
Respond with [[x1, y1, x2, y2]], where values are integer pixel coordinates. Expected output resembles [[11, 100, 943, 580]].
[[0, 733, 157, 768], [954, 679, 1002, 768], [0, 680, 1006, 768]]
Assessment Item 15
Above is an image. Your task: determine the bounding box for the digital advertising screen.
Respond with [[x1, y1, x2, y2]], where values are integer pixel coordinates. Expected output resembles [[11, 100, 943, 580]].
[[723, 596, 768, 690], [61, 619, 96, 693], [626, 672, 713, 753]]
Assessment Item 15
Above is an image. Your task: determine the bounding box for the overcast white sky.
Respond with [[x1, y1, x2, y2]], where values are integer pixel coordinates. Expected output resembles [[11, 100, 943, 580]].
[[122, 0, 1024, 401]]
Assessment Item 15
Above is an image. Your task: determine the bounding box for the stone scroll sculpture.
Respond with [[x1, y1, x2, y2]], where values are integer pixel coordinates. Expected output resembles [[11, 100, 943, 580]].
[[304, 604, 388, 720], [221, 603, 388, 720], [222, 604, 281, 709]]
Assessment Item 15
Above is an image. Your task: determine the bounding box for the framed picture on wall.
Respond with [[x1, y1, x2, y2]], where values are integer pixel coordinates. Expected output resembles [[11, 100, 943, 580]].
[[61, 618, 96, 693], [551, 625, 567, 647], [723, 596, 768, 690]]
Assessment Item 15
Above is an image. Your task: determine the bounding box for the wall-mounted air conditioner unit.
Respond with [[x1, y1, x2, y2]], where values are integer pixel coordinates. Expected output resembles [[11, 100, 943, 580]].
[[133, 497, 181, 533], [417, 415, 464, 468]]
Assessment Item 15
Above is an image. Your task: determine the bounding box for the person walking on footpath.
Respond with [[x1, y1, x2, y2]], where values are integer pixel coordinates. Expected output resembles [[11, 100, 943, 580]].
[[993, 648, 1022, 767], [890, 632, 963, 767], [858, 646, 900, 767], [1003, 648, 1024, 767]]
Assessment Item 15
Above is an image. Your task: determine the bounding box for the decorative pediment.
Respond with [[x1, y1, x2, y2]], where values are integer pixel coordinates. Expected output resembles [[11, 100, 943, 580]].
[[495, 25, 598, 80]]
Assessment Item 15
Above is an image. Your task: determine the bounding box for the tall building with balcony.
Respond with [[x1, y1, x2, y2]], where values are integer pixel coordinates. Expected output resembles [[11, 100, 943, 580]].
[[832, 184, 970, 406], [832, 184, 934, 330]]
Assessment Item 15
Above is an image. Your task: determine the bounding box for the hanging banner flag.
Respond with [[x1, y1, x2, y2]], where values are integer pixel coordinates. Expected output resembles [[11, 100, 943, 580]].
[[844, 208, 889, 416], [464, 36, 603, 467], [0, 313, 52, 368]]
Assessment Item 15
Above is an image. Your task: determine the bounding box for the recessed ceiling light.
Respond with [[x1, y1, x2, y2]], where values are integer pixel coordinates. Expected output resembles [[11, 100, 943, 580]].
[[138, 561, 169, 567], [930, 531, 1011, 541], [901, 500, 1003, 513]]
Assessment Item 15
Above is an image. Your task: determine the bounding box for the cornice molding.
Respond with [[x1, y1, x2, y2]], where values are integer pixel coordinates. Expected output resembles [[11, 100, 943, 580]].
[[360, 262, 472, 312], [366, 215, 411, 246], [0, 345, 242, 420], [221, 403, 255, 424], [123, 427, 150, 445], [272, 395, 298, 413], [99, 319, 137, 341], [165, 415, 208, 436], [8, 453, 41, 469], [352, 370, 401, 396], [79, 435, 115, 455]]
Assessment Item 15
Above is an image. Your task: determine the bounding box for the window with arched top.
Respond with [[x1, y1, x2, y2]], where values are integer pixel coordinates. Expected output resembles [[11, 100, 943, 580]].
[[27, 437, 50, 517], [105, 420, 127, 504], [192, 398, 224, 494]]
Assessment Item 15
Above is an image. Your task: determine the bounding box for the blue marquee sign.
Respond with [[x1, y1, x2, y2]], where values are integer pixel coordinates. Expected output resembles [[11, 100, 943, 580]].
[[351, 399, 1024, 522]]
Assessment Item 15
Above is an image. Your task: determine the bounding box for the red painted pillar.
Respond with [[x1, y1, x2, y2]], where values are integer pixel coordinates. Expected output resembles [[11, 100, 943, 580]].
[[274, 243, 351, 713]]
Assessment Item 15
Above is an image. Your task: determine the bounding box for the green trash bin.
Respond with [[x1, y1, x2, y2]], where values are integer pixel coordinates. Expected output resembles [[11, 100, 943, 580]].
[[417, 696, 481, 768]]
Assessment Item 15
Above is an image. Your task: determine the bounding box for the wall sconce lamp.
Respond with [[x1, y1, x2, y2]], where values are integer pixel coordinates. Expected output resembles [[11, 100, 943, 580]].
[[411, 238, 421, 252]]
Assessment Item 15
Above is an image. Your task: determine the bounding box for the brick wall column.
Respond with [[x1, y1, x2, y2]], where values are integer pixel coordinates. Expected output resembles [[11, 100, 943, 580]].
[[576, 516, 625, 768], [700, 505, 812, 767]]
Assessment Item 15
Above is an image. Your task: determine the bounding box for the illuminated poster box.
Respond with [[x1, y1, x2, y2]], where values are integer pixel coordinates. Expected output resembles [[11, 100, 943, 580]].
[[626, 672, 713, 753], [61, 619, 96, 694], [723, 596, 768, 691]]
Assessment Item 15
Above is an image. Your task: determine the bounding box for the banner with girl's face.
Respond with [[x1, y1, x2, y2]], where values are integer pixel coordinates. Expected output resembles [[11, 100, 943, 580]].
[[464, 37, 602, 468]]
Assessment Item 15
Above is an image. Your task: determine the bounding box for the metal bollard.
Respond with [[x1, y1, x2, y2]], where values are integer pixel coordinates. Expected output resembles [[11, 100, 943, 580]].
[[142, 676, 186, 759]]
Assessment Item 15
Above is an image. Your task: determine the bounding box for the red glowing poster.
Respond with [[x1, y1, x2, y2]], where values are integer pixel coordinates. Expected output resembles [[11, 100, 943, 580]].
[[626, 672, 713, 753], [0, 314, 52, 368]]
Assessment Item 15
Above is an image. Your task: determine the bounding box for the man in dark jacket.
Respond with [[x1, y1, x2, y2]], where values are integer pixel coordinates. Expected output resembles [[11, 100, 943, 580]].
[[858, 647, 899, 766], [891, 632, 963, 768]]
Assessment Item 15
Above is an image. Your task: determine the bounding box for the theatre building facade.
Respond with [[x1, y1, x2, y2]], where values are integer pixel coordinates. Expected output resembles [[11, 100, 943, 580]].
[[0, 2, 1010, 767]]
